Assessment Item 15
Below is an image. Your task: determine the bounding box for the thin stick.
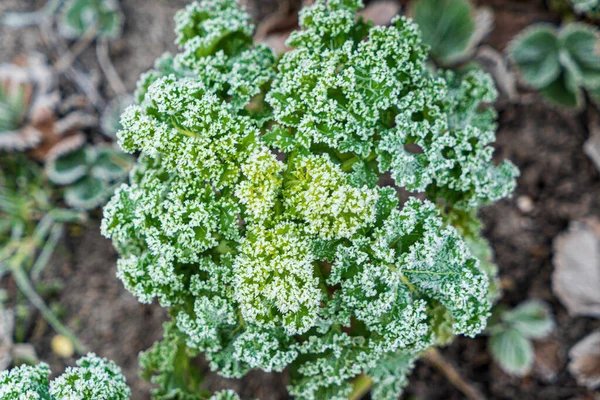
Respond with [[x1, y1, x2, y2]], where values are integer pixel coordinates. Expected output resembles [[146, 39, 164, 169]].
[[423, 348, 487, 400], [54, 25, 98, 73], [40, 20, 105, 110], [11, 265, 84, 354], [96, 38, 127, 96]]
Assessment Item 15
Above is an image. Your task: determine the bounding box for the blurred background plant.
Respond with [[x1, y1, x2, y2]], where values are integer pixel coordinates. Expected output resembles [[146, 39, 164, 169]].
[[508, 22, 600, 110], [0, 0, 132, 363], [487, 300, 555, 376]]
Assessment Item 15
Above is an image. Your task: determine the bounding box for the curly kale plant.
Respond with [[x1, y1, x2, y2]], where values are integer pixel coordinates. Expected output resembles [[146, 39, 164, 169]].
[[0, 353, 130, 399], [508, 22, 600, 109], [102, 0, 518, 398]]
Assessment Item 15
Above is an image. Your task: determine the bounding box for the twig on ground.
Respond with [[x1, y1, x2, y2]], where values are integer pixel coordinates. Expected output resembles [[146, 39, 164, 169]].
[[423, 348, 487, 400], [96, 38, 127, 96]]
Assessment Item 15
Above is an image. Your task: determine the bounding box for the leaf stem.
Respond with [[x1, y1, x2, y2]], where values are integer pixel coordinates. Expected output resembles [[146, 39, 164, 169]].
[[422, 348, 486, 400], [11, 265, 84, 354]]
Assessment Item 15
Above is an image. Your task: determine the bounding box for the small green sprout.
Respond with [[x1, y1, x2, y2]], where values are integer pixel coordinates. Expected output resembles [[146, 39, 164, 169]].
[[508, 22, 600, 110], [488, 300, 555, 376], [46, 143, 133, 210], [0, 353, 130, 400], [59, 0, 124, 39]]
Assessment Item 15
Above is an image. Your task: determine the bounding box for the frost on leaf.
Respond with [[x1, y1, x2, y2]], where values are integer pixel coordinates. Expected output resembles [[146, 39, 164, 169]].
[[101, 0, 516, 398], [234, 222, 321, 335]]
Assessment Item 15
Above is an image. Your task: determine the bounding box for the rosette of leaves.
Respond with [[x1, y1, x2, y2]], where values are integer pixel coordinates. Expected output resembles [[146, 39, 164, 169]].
[[0, 54, 97, 159], [488, 300, 555, 376], [0, 353, 130, 399], [59, 0, 124, 39], [102, 0, 518, 398], [46, 143, 132, 210], [508, 22, 600, 109], [410, 0, 492, 66]]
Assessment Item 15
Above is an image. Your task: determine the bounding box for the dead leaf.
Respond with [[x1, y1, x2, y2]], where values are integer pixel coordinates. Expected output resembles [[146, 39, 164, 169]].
[[534, 340, 563, 383], [358, 1, 401, 26], [552, 217, 600, 318], [568, 330, 600, 390]]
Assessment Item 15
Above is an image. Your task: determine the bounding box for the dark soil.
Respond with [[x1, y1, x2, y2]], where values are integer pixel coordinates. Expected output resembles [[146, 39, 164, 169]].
[[1, 0, 599, 399]]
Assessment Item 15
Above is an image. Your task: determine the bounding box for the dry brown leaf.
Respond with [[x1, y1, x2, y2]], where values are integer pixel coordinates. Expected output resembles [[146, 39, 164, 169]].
[[552, 218, 600, 318], [568, 330, 600, 390]]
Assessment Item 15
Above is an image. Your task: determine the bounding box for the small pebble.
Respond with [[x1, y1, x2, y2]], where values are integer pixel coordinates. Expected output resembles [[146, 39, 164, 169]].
[[517, 195, 534, 214]]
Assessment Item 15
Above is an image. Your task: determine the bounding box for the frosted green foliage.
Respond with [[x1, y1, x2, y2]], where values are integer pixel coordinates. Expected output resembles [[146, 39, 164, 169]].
[[508, 23, 600, 109], [0, 363, 52, 400], [46, 144, 133, 210], [410, 0, 477, 65], [373, 198, 490, 337], [570, 0, 600, 17], [0, 354, 130, 400], [49, 353, 130, 400], [488, 300, 555, 376], [234, 222, 321, 335], [119, 76, 259, 189], [59, 0, 123, 39], [288, 332, 372, 400], [426, 70, 518, 208], [101, 155, 240, 306], [172, 0, 274, 108], [102, 0, 516, 399], [235, 148, 285, 222], [139, 322, 205, 399], [268, 0, 516, 209], [367, 351, 416, 400], [284, 154, 379, 239], [267, 3, 432, 157], [208, 391, 240, 400]]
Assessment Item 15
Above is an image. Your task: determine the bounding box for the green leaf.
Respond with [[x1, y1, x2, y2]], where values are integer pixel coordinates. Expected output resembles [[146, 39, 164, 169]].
[[411, 0, 476, 65], [559, 23, 600, 90], [45, 147, 87, 186], [59, 0, 123, 39], [489, 328, 534, 376], [508, 25, 561, 89], [539, 72, 584, 109], [91, 145, 132, 181], [502, 300, 555, 339], [64, 175, 107, 210]]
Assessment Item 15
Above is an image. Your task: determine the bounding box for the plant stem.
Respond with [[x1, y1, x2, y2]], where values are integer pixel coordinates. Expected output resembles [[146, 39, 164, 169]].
[[31, 223, 64, 281], [349, 374, 373, 400], [55, 24, 99, 72], [423, 348, 486, 400], [11, 265, 84, 354], [96, 38, 127, 96]]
